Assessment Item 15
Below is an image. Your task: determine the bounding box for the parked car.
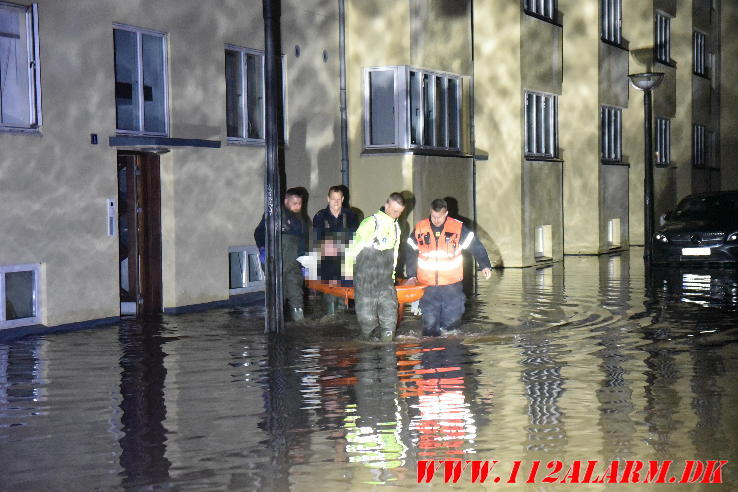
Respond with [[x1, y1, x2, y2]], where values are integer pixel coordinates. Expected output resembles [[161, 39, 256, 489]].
[[653, 191, 738, 264]]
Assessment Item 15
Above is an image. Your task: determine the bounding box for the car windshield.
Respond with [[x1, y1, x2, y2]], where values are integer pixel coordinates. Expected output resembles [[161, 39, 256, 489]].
[[672, 195, 738, 220]]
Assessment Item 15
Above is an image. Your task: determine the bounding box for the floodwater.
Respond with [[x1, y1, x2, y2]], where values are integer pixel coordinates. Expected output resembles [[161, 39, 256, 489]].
[[1, 250, 737, 491]]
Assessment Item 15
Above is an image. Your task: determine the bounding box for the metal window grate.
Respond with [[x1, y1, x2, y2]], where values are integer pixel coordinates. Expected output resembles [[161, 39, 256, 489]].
[[655, 118, 670, 166], [601, 0, 622, 44], [525, 91, 557, 158], [601, 106, 622, 162], [655, 13, 671, 64]]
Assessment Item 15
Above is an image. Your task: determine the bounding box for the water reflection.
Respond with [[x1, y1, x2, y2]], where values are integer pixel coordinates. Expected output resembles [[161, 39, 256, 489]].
[[0, 250, 737, 489]]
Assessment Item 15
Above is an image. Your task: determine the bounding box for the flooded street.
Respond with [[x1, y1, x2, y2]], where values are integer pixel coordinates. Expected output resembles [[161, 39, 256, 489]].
[[1, 250, 738, 490]]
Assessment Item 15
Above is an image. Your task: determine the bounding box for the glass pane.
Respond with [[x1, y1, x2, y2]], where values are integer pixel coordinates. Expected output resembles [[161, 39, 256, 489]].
[[248, 254, 264, 282], [142, 34, 166, 133], [229, 252, 247, 289], [246, 53, 264, 139], [225, 50, 244, 138], [368, 70, 395, 146], [0, 6, 31, 126], [422, 73, 433, 145], [5, 271, 35, 320], [435, 77, 446, 147], [409, 71, 421, 145], [114, 29, 139, 131], [525, 93, 535, 154], [447, 78, 459, 149]]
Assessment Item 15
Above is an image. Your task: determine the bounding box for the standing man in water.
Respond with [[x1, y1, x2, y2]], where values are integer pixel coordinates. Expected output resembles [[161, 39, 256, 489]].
[[254, 188, 307, 321], [405, 198, 492, 336], [312, 185, 359, 315], [344, 192, 405, 341]]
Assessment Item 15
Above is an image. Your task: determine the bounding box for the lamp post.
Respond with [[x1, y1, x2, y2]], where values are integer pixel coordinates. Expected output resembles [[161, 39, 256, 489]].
[[628, 72, 664, 265], [263, 0, 284, 333]]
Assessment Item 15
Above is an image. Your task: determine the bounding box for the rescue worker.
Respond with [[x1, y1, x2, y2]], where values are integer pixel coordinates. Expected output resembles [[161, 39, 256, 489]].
[[344, 192, 406, 341], [405, 198, 492, 336], [254, 188, 307, 321], [312, 185, 359, 315]]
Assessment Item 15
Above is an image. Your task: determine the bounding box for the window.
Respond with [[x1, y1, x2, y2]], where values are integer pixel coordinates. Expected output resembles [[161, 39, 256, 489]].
[[655, 13, 671, 64], [225, 46, 286, 143], [601, 106, 622, 162], [693, 31, 707, 76], [693, 124, 706, 167], [607, 218, 621, 249], [524, 0, 556, 22], [229, 246, 264, 294], [524, 91, 557, 158], [1, 264, 41, 329], [114, 25, 167, 135], [601, 0, 622, 44], [0, 3, 40, 129], [364, 66, 462, 151], [534, 225, 552, 259], [655, 117, 670, 166]]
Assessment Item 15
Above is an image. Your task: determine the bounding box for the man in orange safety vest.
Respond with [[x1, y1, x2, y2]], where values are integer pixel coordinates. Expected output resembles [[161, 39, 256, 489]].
[[405, 198, 492, 336]]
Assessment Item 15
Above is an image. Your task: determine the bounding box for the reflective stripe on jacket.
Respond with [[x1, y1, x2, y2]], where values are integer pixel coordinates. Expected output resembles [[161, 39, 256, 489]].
[[412, 218, 464, 285]]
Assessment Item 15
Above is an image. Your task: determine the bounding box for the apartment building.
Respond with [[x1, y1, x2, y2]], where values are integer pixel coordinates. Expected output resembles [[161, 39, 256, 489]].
[[1, 0, 736, 332]]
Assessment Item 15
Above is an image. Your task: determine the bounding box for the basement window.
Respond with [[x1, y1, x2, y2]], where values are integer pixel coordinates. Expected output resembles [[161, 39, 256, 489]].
[[534, 225, 553, 260], [607, 218, 621, 249], [229, 246, 265, 294], [1, 264, 41, 329]]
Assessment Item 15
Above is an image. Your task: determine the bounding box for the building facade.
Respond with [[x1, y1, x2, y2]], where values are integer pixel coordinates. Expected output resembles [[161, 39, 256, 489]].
[[1, 0, 736, 332]]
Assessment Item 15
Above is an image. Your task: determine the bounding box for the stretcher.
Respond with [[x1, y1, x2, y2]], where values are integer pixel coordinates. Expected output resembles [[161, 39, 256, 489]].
[[306, 280, 426, 323]]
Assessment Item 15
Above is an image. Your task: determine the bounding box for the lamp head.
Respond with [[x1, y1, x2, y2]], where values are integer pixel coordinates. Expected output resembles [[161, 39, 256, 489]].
[[628, 72, 664, 91]]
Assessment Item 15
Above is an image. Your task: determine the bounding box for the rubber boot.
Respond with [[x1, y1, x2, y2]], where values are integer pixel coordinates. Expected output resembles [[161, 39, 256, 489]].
[[290, 307, 304, 322]]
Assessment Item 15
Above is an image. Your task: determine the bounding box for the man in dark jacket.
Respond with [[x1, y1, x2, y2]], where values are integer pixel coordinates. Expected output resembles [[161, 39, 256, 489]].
[[405, 198, 492, 336], [312, 186, 359, 315], [254, 188, 307, 321]]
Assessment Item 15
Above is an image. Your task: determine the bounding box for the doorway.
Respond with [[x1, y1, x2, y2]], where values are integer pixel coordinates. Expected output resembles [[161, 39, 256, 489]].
[[117, 152, 163, 316]]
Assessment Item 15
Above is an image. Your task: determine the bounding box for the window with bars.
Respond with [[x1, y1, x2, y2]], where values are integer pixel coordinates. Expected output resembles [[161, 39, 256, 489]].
[[525, 91, 558, 158], [601, 106, 622, 162], [601, 0, 622, 44], [655, 118, 670, 166], [655, 13, 671, 64], [114, 25, 168, 135], [0, 3, 41, 129], [693, 31, 707, 76], [693, 124, 706, 167], [364, 66, 462, 151], [524, 0, 556, 22]]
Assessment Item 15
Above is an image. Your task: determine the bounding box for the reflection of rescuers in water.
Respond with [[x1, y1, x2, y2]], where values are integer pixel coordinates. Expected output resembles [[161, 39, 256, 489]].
[[344, 193, 406, 341], [405, 198, 492, 337], [312, 185, 359, 316], [254, 188, 307, 322]]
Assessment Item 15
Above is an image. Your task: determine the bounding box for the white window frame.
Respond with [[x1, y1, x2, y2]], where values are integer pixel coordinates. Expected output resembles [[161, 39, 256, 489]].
[[655, 12, 671, 64], [524, 0, 556, 22], [225, 45, 287, 145], [0, 2, 41, 130], [655, 117, 670, 166], [0, 263, 41, 329], [693, 30, 707, 76], [601, 0, 622, 44], [601, 105, 622, 162], [693, 124, 706, 167], [113, 23, 169, 136], [524, 90, 558, 158], [228, 246, 265, 295], [363, 65, 462, 152]]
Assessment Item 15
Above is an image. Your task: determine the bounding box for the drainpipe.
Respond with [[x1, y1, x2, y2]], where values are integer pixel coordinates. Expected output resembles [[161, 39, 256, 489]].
[[469, 0, 478, 293], [339, 0, 350, 187]]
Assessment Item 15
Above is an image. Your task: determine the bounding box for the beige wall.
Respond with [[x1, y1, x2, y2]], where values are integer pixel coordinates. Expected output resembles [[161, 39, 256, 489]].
[[473, 1, 523, 267], [1, 0, 342, 325], [721, 1, 738, 190]]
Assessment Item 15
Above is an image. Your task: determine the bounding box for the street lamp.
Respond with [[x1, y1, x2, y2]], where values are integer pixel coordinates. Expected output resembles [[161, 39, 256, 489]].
[[628, 72, 664, 265]]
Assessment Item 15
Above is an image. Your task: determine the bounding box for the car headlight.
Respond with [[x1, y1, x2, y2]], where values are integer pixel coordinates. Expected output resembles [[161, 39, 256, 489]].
[[655, 233, 669, 244], [728, 233, 738, 242]]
